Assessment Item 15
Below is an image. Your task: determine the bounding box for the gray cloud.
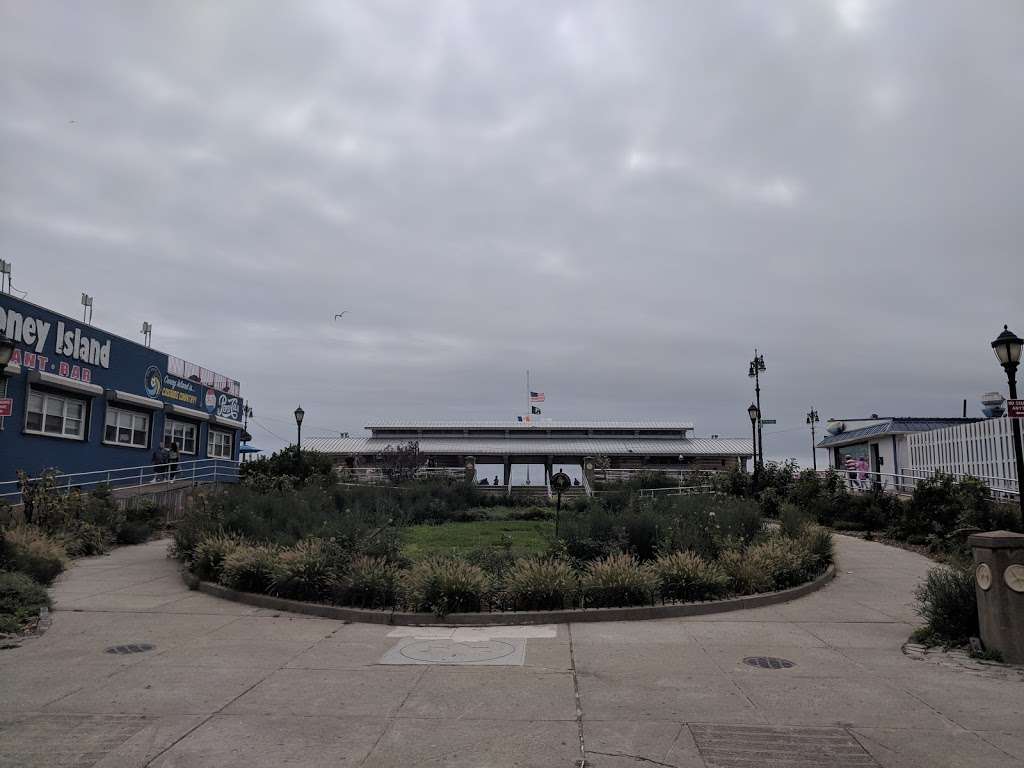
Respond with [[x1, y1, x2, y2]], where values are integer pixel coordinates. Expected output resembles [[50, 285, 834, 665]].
[[2, 0, 1022, 463]]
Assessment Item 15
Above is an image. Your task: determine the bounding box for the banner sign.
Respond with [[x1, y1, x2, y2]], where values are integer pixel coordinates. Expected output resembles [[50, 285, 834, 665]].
[[1008, 399, 1024, 418], [0, 398, 12, 418]]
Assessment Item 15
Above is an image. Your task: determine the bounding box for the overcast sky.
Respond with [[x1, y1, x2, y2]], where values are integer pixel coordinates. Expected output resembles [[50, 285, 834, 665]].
[[2, 1, 1022, 465]]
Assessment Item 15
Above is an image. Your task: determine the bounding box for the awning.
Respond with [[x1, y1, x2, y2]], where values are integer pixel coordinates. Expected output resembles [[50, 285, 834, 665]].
[[106, 389, 164, 410], [28, 369, 104, 397], [163, 403, 210, 422], [2, 363, 20, 377], [210, 414, 244, 429]]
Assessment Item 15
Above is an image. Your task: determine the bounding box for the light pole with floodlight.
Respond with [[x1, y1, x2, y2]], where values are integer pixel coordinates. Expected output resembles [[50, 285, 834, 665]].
[[991, 325, 1024, 517]]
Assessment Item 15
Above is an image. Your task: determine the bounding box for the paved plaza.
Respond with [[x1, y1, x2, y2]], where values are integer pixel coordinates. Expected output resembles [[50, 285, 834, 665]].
[[1, 535, 1023, 767]]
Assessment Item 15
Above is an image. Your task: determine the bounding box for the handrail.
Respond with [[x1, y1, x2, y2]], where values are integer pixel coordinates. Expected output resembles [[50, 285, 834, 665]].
[[581, 472, 593, 498], [817, 468, 1018, 499], [0, 457, 240, 503]]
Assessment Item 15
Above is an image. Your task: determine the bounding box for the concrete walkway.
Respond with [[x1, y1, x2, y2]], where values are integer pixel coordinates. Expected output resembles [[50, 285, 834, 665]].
[[1, 535, 1022, 767]]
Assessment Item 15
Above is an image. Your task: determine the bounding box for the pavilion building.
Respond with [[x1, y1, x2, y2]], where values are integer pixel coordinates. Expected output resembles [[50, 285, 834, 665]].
[[304, 420, 753, 487]]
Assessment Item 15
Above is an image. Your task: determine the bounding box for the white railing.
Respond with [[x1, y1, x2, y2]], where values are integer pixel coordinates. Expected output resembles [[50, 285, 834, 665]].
[[638, 484, 718, 498], [581, 472, 593, 498], [592, 468, 723, 484], [414, 467, 466, 481], [819, 468, 1018, 501], [0, 458, 241, 504]]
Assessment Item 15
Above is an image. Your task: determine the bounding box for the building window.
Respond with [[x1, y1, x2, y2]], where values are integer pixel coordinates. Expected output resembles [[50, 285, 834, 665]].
[[25, 389, 88, 440], [207, 428, 233, 459], [163, 419, 198, 455], [104, 407, 149, 449]]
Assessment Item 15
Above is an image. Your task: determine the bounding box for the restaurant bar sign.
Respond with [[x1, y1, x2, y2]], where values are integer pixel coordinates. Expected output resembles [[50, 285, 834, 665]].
[[1, 305, 112, 374]]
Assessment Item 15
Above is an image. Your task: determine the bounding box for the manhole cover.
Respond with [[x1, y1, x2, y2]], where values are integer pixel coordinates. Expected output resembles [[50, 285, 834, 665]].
[[743, 655, 795, 669], [401, 640, 516, 663], [380, 637, 527, 666], [691, 724, 878, 767], [104, 643, 155, 655]]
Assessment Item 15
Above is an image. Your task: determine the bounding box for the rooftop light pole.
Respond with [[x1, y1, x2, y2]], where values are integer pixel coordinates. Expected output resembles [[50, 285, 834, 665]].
[[991, 325, 1024, 516], [806, 409, 820, 471], [747, 402, 760, 488], [748, 350, 766, 470], [294, 405, 305, 458]]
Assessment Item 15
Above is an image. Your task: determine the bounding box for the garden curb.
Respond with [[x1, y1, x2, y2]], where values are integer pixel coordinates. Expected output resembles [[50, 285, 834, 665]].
[[184, 563, 836, 626]]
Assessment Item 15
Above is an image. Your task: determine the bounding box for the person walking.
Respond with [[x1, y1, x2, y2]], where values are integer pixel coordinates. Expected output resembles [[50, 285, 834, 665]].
[[168, 442, 180, 481]]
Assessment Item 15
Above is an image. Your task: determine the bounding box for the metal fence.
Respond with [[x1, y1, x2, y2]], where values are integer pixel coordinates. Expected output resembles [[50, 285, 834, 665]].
[[0, 458, 241, 506]]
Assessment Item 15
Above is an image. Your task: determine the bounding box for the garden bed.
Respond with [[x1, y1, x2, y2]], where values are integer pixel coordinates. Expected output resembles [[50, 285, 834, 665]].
[[185, 563, 835, 626]]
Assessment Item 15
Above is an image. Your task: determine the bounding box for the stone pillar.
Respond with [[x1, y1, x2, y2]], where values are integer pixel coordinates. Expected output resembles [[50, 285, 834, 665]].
[[968, 530, 1024, 664], [503, 458, 511, 488], [464, 456, 476, 484]]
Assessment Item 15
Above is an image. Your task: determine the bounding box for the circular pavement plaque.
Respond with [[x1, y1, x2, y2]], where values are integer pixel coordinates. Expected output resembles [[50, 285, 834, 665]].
[[400, 639, 517, 664], [976, 563, 993, 591]]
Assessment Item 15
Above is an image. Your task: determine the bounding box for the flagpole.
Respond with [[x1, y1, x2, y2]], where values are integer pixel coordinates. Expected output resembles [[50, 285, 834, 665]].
[[526, 369, 530, 484]]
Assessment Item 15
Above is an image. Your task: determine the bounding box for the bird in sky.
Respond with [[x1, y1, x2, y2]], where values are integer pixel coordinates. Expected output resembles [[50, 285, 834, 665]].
[[333, 311, 349, 320]]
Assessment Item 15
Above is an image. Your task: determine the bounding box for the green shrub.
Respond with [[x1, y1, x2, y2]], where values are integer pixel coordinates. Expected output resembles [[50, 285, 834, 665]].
[[745, 537, 815, 590], [718, 549, 773, 594], [115, 521, 153, 546], [3, 526, 68, 584], [401, 558, 490, 616], [220, 544, 280, 593], [580, 553, 656, 608], [271, 538, 338, 601], [336, 555, 401, 608], [463, 547, 516, 577], [60, 520, 111, 558], [780, 503, 812, 538], [758, 488, 782, 519], [0, 571, 52, 632], [914, 563, 978, 643], [192, 533, 245, 582], [652, 551, 729, 602], [798, 524, 834, 568], [503, 558, 577, 610]]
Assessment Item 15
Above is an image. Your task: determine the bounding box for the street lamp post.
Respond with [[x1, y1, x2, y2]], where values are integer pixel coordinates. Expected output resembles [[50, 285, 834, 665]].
[[294, 405, 305, 456], [748, 351, 766, 470], [991, 325, 1024, 517], [747, 402, 760, 488], [806, 409, 820, 471]]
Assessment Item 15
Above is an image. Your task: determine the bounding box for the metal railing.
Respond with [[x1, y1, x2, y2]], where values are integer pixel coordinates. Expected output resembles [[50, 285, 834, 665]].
[[592, 468, 724, 484], [821, 467, 1018, 500], [581, 472, 594, 498], [638, 484, 718, 498], [0, 458, 241, 505]]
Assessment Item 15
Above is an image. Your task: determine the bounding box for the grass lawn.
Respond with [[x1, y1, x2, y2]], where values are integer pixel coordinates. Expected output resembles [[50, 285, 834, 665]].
[[401, 520, 554, 560]]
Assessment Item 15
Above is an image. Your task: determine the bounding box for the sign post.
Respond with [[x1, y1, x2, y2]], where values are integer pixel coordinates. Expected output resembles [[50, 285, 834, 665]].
[[550, 471, 572, 539]]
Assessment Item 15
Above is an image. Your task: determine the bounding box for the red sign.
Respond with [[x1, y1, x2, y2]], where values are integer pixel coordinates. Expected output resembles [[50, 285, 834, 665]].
[[0, 398, 12, 417], [1008, 399, 1024, 418]]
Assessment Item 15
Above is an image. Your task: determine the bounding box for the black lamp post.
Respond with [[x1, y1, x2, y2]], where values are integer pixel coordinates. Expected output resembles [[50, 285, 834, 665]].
[[991, 325, 1024, 516], [294, 405, 305, 456], [806, 409, 820, 471], [747, 402, 760, 486], [748, 351, 766, 470]]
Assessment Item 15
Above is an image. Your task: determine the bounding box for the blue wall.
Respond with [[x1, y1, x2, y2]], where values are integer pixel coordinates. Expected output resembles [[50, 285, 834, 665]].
[[0, 294, 243, 484]]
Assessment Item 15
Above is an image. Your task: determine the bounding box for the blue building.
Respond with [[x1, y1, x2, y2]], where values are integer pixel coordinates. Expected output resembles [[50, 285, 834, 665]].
[[0, 293, 244, 492]]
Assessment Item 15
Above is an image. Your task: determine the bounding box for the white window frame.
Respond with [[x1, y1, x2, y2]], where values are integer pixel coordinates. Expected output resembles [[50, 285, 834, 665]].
[[207, 428, 233, 459], [163, 418, 198, 455], [25, 388, 88, 441], [103, 406, 150, 449]]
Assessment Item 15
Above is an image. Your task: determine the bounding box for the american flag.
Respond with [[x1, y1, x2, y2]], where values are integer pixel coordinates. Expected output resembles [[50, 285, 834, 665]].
[[530, 391, 545, 402]]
